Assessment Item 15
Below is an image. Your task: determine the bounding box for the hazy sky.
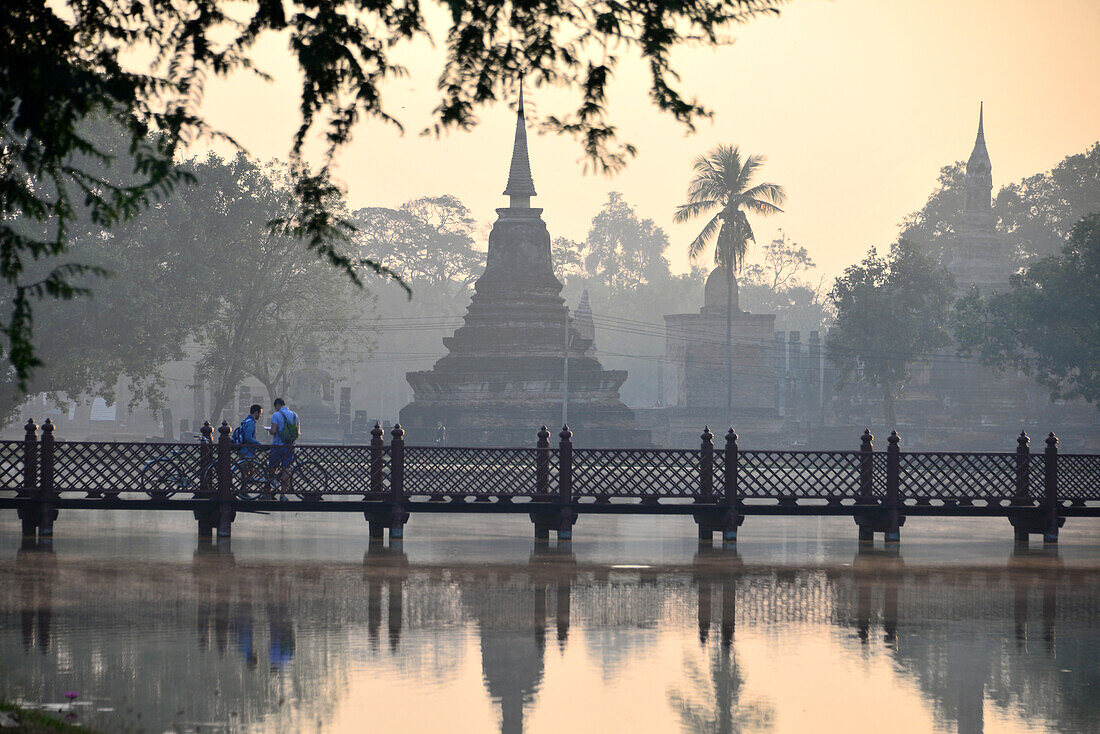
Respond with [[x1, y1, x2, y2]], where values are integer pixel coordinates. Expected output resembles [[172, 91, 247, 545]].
[[196, 0, 1100, 281]]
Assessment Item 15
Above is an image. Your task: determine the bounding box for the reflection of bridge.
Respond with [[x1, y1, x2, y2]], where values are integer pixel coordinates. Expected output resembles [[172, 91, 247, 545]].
[[5, 419, 1099, 545], [6, 536, 1100, 733]]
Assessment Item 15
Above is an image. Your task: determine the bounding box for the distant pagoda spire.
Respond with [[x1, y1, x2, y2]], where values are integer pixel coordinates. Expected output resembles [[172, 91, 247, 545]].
[[502, 82, 537, 208], [964, 101, 992, 214]]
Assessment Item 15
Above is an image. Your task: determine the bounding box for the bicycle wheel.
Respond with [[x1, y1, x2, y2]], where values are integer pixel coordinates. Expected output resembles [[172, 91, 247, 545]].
[[233, 459, 276, 500], [292, 460, 329, 500], [141, 458, 182, 498]]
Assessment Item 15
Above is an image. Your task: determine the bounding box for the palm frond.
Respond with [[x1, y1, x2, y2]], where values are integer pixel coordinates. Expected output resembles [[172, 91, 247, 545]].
[[742, 181, 786, 207], [741, 198, 784, 217], [674, 198, 719, 223], [687, 214, 722, 262]]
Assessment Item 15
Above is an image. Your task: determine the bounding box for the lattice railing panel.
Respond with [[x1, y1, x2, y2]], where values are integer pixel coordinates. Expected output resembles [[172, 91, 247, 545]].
[[713, 449, 726, 501], [740, 451, 862, 501], [572, 448, 700, 500], [403, 447, 540, 499], [1027, 454, 1047, 502], [53, 441, 212, 496], [872, 453, 887, 499], [899, 452, 1016, 502], [280, 444, 378, 495], [0, 441, 24, 492], [1059, 454, 1100, 502]]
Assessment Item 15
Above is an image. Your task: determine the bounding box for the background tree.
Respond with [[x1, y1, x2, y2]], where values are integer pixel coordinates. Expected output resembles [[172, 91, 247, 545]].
[[191, 154, 373, 421], [2, 0, 785, 386], [955, 214, 1100, 408], [673, 144, 786, 419], [582, 192, 672, 292], [827, 240, 955, 427], [0, 119, 206, 426], [901, 142, 1100, 268], [352, 196, 482, 303], [739, 231, 832, 333], [995, 142, 1100, 263]]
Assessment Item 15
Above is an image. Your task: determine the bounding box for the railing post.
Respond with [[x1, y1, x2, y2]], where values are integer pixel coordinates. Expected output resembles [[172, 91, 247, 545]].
[[38, 419, 56, 538], [1044, 432, 1059, 543], [199, 421, 214, 496], [18, 419, 38, 537], [557, 425, 574, 540], [698, 427, 714, 503], [723, 429, 738, 509], [722, 428, 742, 543], [558, 425, 573, 507], [369, 422, 384, 496], [216, 421, 233, 538], [536, 426, 551, 497], [857, 429, 874, 505], [390, 424, 405, 504], [1013, 431, 1030, 506], [388, 424, 407, 540], [196, 421, 215, 538], [885, 430, 901, 543]]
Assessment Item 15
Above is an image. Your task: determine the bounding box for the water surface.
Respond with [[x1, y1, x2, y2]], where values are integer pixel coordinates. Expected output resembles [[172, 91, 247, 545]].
[[2, 512, 1099, 733]]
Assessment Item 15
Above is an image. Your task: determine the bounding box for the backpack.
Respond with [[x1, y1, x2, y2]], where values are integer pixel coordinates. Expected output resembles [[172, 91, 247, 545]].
[[277, 410, 300, 444], [231, 416, 251, 444]]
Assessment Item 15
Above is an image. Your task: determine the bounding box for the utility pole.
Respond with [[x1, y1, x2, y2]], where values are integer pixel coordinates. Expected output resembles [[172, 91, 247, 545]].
[[562, 306, 570, 427]]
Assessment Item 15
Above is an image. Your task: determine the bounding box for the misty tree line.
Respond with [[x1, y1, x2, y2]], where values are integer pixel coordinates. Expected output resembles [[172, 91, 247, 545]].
[[830, 142, 1100, 423], [0, 119, 375, 427], [4, 116, 1097, 427]]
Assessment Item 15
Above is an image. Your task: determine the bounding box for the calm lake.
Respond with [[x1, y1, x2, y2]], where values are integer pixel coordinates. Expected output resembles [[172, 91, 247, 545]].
[[2, 512, 1099, 733]]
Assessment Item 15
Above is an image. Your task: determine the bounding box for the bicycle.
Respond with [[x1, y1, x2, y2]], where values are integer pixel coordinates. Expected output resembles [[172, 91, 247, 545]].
[[140, 434, 215, 498], [227, 451, 330, 501]]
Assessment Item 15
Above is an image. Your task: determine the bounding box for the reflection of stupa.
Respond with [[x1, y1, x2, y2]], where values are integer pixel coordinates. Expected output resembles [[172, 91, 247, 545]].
[[464, 581, 546, 734], [400, 91, 650, 447]]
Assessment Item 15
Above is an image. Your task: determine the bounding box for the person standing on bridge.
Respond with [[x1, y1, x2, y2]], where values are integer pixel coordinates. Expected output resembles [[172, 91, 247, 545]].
[[267, 398, 300, 498], [232, 404, 264, 460]]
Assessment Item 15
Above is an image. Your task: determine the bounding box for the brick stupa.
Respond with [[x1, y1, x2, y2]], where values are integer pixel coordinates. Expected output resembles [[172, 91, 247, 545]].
[[400, 90, 649, 447]]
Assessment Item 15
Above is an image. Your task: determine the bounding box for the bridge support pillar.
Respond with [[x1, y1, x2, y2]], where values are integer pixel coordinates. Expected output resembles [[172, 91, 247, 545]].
[[364, 504, 408, 543], [854, 511, 905, 545], [529, 507, 577, 542], [693, 508, 743, 546]]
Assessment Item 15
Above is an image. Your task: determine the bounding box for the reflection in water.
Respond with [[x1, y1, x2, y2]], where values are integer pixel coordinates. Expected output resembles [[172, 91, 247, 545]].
[[1, 537, 1100, 733]]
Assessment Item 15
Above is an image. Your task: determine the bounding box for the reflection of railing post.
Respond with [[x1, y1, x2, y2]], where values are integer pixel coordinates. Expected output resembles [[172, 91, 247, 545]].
[[38, 420, 56, 537], [885, 431, 901, 543], [698, 427, 714, 502], [1013, 431, 1030, 506], [1044, 432, 1059, 543], [216, 421, 233, 538], [536, 426, 550, 497], [369, 423, 384, 496], [18, 420, 38, 537]]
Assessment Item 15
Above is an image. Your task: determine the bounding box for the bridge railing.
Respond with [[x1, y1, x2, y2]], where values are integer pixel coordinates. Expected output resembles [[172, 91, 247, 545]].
[[4, 420, 1100, 512]]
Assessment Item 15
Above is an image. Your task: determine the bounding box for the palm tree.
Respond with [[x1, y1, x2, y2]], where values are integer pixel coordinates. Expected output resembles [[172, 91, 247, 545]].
[[674, 145, 786, 420]]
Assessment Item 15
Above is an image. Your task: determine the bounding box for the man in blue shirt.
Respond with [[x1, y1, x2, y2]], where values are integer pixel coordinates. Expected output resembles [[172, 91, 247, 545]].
[[236, 404, 263, 459], [267, 398, 300, 496]]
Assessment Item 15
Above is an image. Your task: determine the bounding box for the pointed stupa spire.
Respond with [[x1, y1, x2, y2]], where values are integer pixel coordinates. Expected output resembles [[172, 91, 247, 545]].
[[967, 101, 990, 171], [503, 81, 537, 207], [964, 101, 992, 213]]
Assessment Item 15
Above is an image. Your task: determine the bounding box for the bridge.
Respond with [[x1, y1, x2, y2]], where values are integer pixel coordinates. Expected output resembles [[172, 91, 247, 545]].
[[2, 418, 1098, 545]]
